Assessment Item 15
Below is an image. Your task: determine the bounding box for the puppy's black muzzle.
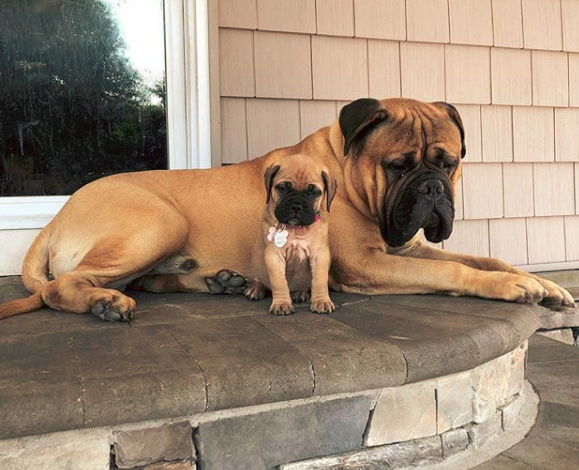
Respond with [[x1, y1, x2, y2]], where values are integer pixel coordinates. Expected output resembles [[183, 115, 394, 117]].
[[383, 171, 454, 247], [275, 194, 318, 226]]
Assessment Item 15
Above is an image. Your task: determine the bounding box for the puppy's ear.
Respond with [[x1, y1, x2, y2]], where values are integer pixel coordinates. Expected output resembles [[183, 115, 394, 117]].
[[432, 101, 466, 159], [264, 164, 280, 204], [339, 98, 388, 157], [321, 171, 337, 212]]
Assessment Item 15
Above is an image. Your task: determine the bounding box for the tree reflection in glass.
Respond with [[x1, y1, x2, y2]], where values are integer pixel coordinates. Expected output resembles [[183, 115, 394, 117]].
[[0, 0, 167, 196]]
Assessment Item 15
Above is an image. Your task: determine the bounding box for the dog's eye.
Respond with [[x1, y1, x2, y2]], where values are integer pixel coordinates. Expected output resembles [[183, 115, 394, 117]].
[[442, 161, 457, 173], [434, 149, 457, 173], [389, 162, 405, 171], [385, 161, 407, 178], [307, 185, 322, 197], [276, 182, 292, 193]]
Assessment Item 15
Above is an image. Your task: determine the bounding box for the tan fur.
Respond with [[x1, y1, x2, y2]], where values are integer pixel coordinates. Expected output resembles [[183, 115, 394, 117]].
[[245, 154, 336, 315], [0, 98, 574, 320]]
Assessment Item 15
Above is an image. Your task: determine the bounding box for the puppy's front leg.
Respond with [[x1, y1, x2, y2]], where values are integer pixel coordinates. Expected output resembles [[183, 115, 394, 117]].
[[265, 248, 294, 315], [309, 246, 335, 314]]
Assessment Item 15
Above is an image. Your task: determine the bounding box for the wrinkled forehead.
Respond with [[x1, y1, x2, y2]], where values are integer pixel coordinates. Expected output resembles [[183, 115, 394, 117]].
[[275, 156, 325, 185], [375, 102, 463, 156]]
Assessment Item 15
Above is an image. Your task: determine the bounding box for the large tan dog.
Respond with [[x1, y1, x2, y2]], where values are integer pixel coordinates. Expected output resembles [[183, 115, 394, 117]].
[[244, 154, 336, 315], [0, 98, 574, 321]]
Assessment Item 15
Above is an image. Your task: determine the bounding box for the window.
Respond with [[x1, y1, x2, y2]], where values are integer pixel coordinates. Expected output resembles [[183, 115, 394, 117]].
[[0, 0, 211, 274], [0, 0, 168, 196]]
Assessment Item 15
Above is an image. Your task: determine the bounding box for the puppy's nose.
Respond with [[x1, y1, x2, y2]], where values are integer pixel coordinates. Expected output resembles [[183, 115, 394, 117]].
[[291, 201, 305, 212], [417, 179, 444, 195]]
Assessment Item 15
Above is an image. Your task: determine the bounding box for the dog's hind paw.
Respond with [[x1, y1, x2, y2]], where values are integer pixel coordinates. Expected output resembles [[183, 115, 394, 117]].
[[291, 290, 310, 303], [91, 299, 135, 322], [245, 281, 267, 300], [206, 270, 248, 295]]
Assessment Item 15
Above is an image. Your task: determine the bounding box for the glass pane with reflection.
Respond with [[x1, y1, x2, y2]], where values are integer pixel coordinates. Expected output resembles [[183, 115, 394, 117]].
[[0, 0, 167, 196]]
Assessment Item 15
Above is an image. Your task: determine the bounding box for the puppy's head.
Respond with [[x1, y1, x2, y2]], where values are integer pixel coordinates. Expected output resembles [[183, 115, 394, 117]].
[[264, 154, 337, 226]]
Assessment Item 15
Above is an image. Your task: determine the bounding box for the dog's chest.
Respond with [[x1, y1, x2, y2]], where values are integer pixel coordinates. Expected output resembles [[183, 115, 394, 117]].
[[282, 238, 313, 290], [283, 238, 312, 263]]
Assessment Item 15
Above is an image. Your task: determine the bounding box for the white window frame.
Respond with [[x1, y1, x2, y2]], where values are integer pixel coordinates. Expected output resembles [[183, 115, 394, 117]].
[[0, 0, 211, 274]]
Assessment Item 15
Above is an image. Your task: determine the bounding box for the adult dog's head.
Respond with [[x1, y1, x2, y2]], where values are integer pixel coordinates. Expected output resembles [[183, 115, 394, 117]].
[[338, 97, 465, 247], [264, 154, 337, 227]]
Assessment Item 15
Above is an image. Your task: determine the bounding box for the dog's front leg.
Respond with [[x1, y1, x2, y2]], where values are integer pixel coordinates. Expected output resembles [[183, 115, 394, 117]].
[[264, 248, 294, 315], [309, 246, 335, 314], [403, 240, 575, 310]]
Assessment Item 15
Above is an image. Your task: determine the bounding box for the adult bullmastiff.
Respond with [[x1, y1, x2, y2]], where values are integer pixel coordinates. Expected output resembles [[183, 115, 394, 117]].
[[0, 98, 574, 321]]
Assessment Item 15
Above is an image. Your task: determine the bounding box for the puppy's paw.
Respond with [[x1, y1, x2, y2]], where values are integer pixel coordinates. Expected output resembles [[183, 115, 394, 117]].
[[245, 281, 267, 300], [310, 297, 335, 314], [291, 289, 310, 303], [270, 301, 295, 315]]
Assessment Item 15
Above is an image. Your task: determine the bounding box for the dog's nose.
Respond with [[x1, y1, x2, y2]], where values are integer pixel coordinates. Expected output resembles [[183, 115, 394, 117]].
[[417, 179, 444, 195], [291, 201, 305, 212]]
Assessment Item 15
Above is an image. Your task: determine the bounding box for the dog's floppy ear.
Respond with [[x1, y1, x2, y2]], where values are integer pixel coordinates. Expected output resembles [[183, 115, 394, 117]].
[[321, 171, 337, 212], [339, 98, 389, 157], [432, 102, 466, 159], [264, 164, 281, 204]]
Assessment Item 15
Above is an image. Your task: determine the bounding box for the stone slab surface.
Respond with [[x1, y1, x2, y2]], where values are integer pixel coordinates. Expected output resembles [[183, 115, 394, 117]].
[[334, 301, 482, 383], [436, 371, 474, 433], [0, 275, 577, 440], [0, 428, 112, 470], [166, 317, 314, 411], [280, 434, 444, 470], [365, 381, 437, 446], [0, 331, 84, 438], [253, 313, 408, 395], [195, 394, 373, 470], [114, 422, 195, 468]]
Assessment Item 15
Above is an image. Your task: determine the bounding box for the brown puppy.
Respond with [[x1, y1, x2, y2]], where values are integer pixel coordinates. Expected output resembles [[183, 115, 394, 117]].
[[245, 154, 337, 315], [0, 98, 574, 321]]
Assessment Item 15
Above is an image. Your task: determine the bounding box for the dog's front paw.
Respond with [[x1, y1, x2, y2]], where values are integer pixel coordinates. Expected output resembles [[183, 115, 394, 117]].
[[481, 273, 547, 304], [270, 301, 295, 315], [536, 279, 576, 311], [245, 281, 267, 300], [310, 297, 335, 314]]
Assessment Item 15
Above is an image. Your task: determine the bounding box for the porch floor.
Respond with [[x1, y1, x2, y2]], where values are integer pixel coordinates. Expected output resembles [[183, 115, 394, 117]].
[[0, 275, 578, 468]]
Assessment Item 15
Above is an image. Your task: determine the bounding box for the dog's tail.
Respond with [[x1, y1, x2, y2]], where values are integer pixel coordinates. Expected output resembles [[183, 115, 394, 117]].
[[0, 293, 45, 319], [21, 224, 52, 294], [0, 224, 52, 320]]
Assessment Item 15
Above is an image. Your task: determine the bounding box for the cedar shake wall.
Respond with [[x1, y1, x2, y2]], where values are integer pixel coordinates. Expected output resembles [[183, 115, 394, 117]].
[[215, 0, 579, 269]]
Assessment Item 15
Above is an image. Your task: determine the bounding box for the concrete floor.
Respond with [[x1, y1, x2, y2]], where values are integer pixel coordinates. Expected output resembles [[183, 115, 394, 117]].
[[474, 334, 579, 469]]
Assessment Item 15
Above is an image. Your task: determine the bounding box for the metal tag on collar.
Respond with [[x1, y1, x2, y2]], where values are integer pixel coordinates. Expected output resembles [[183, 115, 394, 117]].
[[267, 224, 289, 248]]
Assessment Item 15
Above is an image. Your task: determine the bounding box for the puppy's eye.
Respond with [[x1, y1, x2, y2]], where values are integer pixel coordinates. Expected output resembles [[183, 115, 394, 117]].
[[307, 185, 322, 197], [276, 182, 292, 193]]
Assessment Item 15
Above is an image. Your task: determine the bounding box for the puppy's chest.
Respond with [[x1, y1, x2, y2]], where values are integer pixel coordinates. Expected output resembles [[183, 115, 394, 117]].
[[281, 238, 313, 290], [282, 238, 312, 264]]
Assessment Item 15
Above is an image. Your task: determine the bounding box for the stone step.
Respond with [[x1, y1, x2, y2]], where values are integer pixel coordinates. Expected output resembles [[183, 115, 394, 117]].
[[1, 275, 578, 469]]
